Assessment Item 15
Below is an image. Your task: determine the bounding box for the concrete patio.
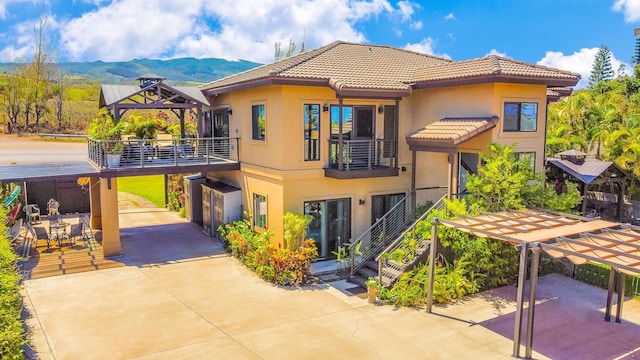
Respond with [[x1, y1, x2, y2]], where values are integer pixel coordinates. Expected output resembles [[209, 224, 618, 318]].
[[20, 208, 640, 359]]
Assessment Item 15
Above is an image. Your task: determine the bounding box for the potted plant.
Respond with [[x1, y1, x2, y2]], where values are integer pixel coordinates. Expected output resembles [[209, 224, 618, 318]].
[[366, 277, 378, 304], [88, 110, 125, 167]]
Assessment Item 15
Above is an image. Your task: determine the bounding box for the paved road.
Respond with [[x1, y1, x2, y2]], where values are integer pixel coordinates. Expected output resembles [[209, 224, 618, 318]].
[[20, 208, 640, 360], [0, 135, 87, 165]]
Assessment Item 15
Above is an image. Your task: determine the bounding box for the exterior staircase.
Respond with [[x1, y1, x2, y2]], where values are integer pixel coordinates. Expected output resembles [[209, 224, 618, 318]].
[[348, 188, 447, 288]]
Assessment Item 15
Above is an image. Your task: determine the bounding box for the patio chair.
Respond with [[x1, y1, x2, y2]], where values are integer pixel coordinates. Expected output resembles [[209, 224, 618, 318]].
[[68, 223, 83, 246], [33, 226, 54, 248], [47, 198, 60, 215], [6, 218, 24, 244], [23, 204, 41, 224], [79, 214, 96, 250]]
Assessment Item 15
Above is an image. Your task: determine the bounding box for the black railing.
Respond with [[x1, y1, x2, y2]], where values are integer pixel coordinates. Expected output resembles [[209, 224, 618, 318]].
[[328, 139, 396, 170], [88, 137, 239, 169]]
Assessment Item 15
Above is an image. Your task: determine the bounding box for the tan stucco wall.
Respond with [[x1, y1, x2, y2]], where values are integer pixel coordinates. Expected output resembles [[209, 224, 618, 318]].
[[205, 80, 548, 244]]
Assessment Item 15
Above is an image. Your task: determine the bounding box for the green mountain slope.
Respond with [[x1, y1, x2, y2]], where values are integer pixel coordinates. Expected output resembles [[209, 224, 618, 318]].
[[1, 57, 262, 85]]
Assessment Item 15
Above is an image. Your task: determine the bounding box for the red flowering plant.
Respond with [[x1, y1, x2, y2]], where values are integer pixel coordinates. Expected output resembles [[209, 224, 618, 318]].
[[217, 212, 318, 286]]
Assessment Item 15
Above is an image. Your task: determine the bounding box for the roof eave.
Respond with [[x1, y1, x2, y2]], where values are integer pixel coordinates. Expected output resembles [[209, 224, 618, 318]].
[[201, 77, 330, 96], [413, 75, 580, 89]]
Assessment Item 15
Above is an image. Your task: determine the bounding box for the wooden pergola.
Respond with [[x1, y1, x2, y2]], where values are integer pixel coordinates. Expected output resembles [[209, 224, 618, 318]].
[[427, 208, 640, 358], [98, 74, 209, 138]]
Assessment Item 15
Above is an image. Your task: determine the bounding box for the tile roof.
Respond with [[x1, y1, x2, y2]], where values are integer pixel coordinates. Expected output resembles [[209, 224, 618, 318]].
[[201, 41, 452, 96], [405, 116, 499, 151], [412, 56, 580, 87], [200, 42, 580, 96]]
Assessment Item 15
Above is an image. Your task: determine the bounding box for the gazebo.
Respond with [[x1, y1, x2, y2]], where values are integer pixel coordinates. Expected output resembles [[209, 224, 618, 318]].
[[546, 150, 627, 220], [98, 73, 209, 137]]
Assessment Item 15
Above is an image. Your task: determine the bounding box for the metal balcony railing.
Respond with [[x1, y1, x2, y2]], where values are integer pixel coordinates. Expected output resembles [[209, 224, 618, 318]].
[[328, 139, 396, 170], [88, 137, 239, 169]]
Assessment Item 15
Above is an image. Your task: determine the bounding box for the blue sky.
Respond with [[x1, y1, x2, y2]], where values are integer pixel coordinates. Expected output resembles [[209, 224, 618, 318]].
[[1, 0, 640, 87]]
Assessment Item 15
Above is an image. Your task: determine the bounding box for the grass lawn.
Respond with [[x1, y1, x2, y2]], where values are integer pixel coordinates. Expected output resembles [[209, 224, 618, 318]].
[[117, 175, 165, 207]]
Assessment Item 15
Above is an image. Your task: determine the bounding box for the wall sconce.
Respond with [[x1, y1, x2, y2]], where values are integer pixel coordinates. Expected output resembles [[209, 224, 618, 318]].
[[322, 104, 329, 112], [377, 105, 384, 114], [359, 199, 366, 205], [227, 108, 233, 115]]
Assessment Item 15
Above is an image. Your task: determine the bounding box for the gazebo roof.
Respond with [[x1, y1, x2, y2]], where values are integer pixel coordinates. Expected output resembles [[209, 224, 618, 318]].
[[546, 156, 626, 185]]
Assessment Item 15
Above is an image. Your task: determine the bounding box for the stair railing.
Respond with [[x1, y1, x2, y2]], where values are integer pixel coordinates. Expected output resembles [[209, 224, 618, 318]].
[[348, 187, 447, 277], [375, 194, 447, 286]]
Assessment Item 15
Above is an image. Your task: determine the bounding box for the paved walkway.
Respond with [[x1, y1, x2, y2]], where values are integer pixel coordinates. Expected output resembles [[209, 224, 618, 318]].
[[21, 208, 640, 359]]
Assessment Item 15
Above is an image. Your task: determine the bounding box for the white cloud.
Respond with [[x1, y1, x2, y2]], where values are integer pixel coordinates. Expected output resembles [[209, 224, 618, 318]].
[[444, 12, 455, 21], [486, 49, 508, 58], [404, 37, 450, 59], [52, 0, 422, 63], [537, 47, 630, 89], [1, 15, 59, 62], [396, 0, 416, 21], [612, 0, 640, 22], [60, 0, 202, 61], [0, 0, 30, 19], [410, 20, 423, 30]]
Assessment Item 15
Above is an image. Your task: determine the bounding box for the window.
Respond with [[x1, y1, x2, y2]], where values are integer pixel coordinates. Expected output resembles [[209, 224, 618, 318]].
[[253, 194, 267, 228], [503, 102, 537, 132], [304, 104, 320, 161], [252, 104, 266, 140], [515, 152, 536, 172]]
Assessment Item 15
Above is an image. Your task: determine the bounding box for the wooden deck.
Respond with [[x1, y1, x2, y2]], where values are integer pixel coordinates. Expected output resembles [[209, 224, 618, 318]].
[[14, 221, 125, 280]]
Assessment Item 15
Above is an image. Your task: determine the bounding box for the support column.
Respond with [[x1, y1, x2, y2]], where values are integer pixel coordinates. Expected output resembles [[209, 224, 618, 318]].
[[426, 218, 439, 313], [513, 242, 529, 358], [100, 177, 121, 257], [525, 247, 541, 359], [605, 267, 616, 321], [616, 272, 626, 323], [89, 177, 102, 229], [447, 151, 454, 200]]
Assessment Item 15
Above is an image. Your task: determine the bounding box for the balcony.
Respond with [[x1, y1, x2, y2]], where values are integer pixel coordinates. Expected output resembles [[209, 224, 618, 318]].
[[325, 139, 398, 179], [88, 137, 240, 176]]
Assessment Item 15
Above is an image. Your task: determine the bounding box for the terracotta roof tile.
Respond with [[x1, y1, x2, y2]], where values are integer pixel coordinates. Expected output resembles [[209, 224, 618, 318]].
[[201, 41, 452, 95], [201, 43, 580, 95], [406, 116, 499, 149], [412, 56, 580, 86]]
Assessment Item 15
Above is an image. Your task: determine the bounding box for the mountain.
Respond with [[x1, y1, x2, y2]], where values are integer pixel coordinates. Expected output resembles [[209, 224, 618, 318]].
[[2, 57, 263, 85]]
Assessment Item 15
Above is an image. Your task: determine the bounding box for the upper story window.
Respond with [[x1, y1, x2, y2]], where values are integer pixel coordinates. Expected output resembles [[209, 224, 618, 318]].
[[503, 102, 537, 132], [304, 104, 320, 161], [252, 104, 266, 140]]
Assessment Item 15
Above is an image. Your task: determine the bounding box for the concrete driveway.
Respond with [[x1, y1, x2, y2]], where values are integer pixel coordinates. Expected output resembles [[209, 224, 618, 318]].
[[21, 208, 640, 359]]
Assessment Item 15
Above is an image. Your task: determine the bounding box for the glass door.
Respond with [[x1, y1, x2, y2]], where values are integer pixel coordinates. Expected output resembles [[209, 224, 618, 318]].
[[305, 198, 351, 259], [458, 152, 479, 197]]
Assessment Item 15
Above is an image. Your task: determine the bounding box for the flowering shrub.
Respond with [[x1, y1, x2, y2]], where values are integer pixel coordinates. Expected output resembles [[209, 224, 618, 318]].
[[218, 216, 318, 286], [167, 174, 185, 216]]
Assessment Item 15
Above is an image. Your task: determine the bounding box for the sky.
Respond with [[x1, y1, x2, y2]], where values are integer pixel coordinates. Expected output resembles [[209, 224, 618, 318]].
[[1, 0, 640, 88]]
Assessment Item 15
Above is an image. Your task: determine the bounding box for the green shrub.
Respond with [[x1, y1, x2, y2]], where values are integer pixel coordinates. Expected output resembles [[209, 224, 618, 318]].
[[377, 256, 478, 307], [218, 214, 318, 286], [0, 197, 27, 358], [283, 212, 311, 251]]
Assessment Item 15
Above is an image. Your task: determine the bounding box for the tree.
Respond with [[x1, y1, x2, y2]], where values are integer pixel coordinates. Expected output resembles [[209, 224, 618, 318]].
[[589, 45, 615, 87], [465, 143, 582, 213]]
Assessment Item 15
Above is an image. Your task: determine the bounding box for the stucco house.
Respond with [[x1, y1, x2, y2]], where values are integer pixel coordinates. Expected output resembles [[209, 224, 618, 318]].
[[196, 40, 580, 259]]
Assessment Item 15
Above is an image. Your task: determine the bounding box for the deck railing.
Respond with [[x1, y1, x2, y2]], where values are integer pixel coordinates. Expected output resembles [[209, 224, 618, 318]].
[[328, 139, 396, 170], [88, 137, 239, 169]]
